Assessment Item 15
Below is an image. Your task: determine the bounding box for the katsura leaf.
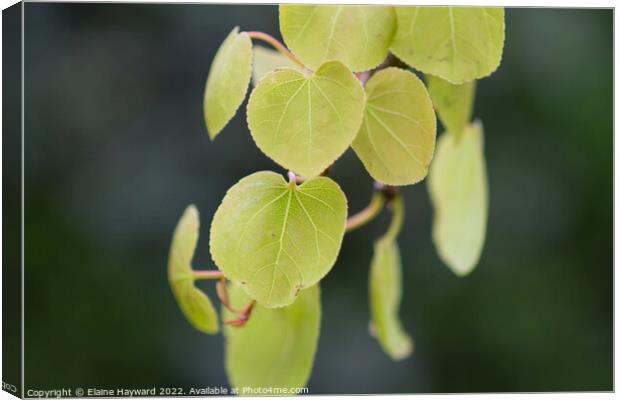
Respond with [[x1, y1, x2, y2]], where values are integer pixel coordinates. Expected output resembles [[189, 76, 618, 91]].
[[223, 283, 321, 392], [168, 205, 219, 334], [252, 45, 301, 86], [204, 27, 253, 139], [352, 68, 436, 185], [210, 171, 347, 308], [428, 121, 488, 276], [369, 238, 413, 361], [427, 74, 476, 138], [279, 5, 396, 72], [247, 61, 365, 177], [391, 7, 505, 84]]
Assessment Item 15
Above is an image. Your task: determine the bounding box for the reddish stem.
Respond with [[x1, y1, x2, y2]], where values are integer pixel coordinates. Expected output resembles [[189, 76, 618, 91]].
[[216, 279, 241, 314], [224, 300, 257, 327], [356, 71, 371, 86], [192, 270, 224, 280], [246, 31, 305, 68]]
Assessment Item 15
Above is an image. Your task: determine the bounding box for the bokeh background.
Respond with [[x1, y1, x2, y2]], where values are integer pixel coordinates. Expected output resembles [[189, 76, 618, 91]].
[[22, 4, 612, 394]]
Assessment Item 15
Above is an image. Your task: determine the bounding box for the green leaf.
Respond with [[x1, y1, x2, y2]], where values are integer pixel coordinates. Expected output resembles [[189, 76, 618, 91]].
[[252, 45, 301, 86], [204, 27, 253, 140], [279, 5, 396, 72], [224, 283, 321, 392], [168, 205, 219, 334], [391, 7, 505, 84], [352, 68, 436, 185], [428, 121, 488, 276], [369, 238, 413, 361], [247, 60, 365, 177], [210, 171, 347, 308], [427, 74, 476, 138]]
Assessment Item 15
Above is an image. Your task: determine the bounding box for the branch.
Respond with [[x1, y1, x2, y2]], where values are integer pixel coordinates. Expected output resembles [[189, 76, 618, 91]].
[[355, 71, 371, 86], [246, 31, 305, 68], [356, 52, 409, 86]]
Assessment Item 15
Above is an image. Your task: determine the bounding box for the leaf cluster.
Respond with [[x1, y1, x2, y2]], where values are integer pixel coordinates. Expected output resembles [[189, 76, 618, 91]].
[[169, 5, 504, 391]]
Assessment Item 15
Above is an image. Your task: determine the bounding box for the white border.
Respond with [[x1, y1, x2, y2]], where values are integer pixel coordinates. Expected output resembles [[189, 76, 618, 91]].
[[0, 1, 615, 400]]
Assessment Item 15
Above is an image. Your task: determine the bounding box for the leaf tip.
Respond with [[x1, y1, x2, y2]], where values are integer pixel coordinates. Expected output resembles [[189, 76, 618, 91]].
[[206, 127, 219, 141], [447, 258, 479, 277], [390, 335, 414, 361], [183, 203, 199, 222]]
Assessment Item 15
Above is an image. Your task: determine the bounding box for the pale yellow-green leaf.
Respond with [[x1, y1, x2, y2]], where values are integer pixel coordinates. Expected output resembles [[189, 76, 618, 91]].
[[391, 7, 505, 84], [427, 74, 476, 138], [352, 68, 436, 185], [369, 238, 413, 361], [224, 283, 321, 392], [247, 61, 365, 177], [252, 45, 301, 86], [210, 171, 347, 308], [428, 121, 488, 276], [204, 27, 253, 139], [279, 5, 396, 72], [168, 205, 219, 334]]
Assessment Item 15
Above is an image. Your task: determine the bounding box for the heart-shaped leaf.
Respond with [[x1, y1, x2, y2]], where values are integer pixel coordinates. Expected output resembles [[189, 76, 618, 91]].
[[427, 74, 476, 138], [224, 283, 321, 392], [369, 238, 413, 361], [279, 5, 396, 72], [204, 27, 253, 139], [391, 7, 505, 84], [428, 121, 488, 276], [352, 68, 436, 185], [168, 205, 219, 334], [252, 45, 301, 86], [210, 171, 347, 308], [247, 60, 365, 177]]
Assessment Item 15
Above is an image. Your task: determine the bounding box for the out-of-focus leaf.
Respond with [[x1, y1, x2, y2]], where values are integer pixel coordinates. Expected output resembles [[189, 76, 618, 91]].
[[210, 171, 347, 308], [224, 283, 321, 392], [279, 5, 396, 72], [352, 67, 436, 185], [168, 205, 219, 334], [204, 27, 253, 139], [428, 121, 488, 276], [391, 7, 505, 84], [369, 238, 413, 361], [427, 74, 476, 138]]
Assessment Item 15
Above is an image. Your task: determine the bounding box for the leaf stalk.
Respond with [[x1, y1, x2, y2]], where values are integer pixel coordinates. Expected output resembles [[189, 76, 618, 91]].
[[224, 300, 257, 327], [246, 31, 305, 68], [384, 194, 404, 243], [192, 270, 225, 280], [346, 190, 385, 232]]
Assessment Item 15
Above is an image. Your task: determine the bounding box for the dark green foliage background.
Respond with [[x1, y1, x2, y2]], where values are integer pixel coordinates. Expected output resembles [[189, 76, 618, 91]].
[[23, 4, 612, 393]]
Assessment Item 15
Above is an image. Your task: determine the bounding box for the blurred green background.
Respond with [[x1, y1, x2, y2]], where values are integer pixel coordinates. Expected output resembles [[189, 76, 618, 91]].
[[23, 4, 612, 393]]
